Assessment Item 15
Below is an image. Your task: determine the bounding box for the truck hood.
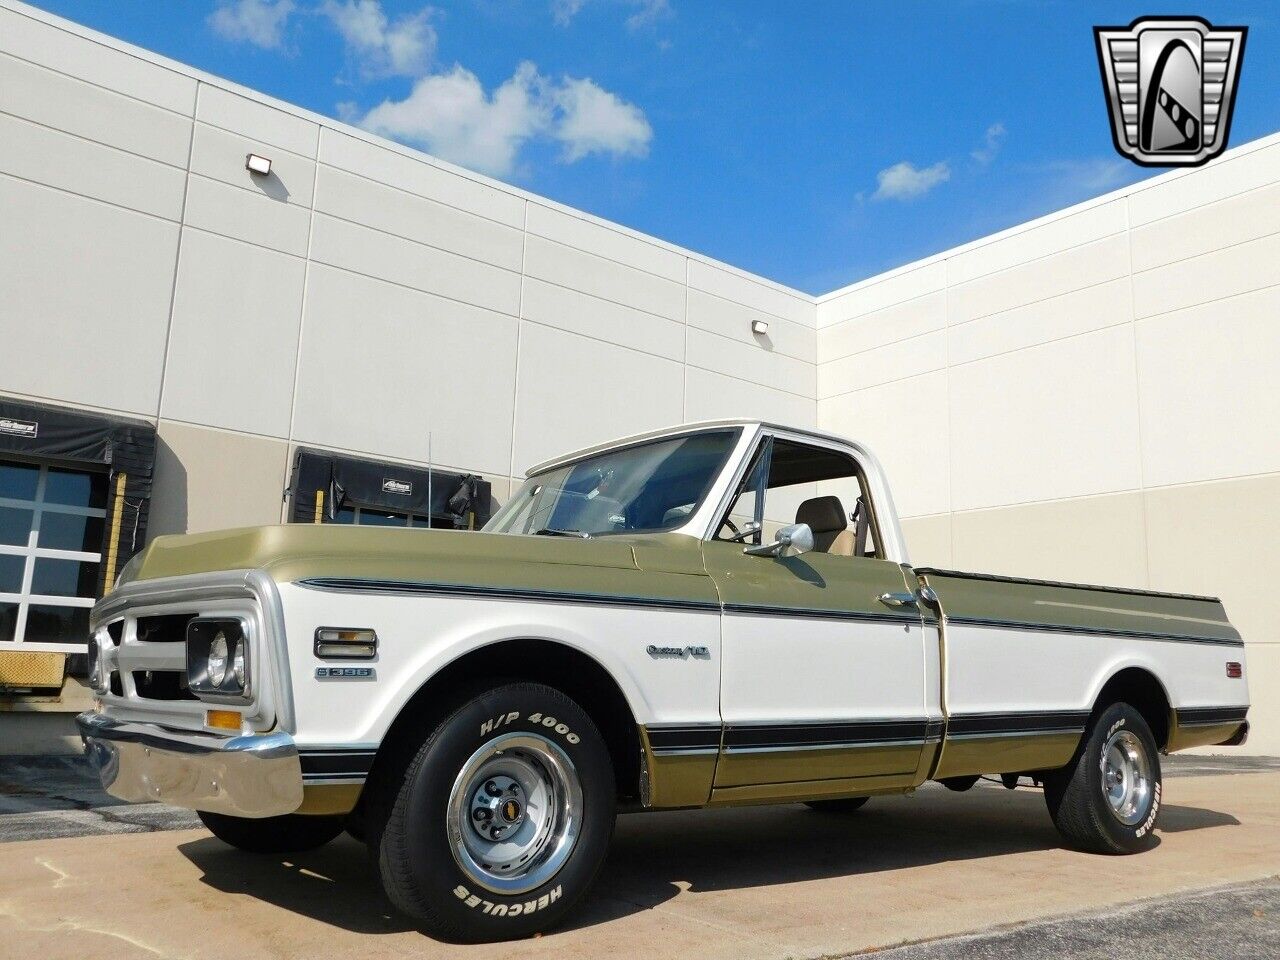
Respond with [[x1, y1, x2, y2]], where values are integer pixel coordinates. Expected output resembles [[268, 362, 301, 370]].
[[116, 524, 709, 598]]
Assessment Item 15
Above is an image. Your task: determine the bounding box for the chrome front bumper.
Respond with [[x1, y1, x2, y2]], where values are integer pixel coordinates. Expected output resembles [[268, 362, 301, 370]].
[[77, 712, 304, 818]]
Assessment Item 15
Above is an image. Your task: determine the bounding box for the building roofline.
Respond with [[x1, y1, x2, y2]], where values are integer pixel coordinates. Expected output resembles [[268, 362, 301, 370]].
[[0, 0, 816, 311], [817, 127, 1280, 305]]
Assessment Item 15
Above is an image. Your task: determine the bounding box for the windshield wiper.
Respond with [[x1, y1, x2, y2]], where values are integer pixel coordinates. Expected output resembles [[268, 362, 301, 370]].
[[533, 527, 590, 538]]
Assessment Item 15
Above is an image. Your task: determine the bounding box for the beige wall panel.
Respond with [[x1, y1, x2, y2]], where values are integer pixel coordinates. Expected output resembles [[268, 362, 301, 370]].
[[0, 112, 185, 219], [948, 235, 1127, 325], [817, 291, 945, 364], [1128, 140, 1280, 227], [686, 288, 815, 363], [948, 325, 1142, 511], [1132, 230, 1280, 320], [0, 175, 176, 414], [526, 202, 685, 282], [818, 329, 946, 399], [1130, 180, 1280, 273], [309, 213, 521, 317], [686, 260, 812, 326], [1143, 474, 1280, 649], [685, 367, 815, 429], [161, 229, 305, 438], [0, 5, 196, 114], [1136, 287, 1280, 487], [1143, 474, 1280, 755], [313, 165, 523, 272], [182, 174, 311, 258], [149, 422, 290, 536], [951, 492, 1148, 589], [817, 369, 949, 519], [817, 261, 947, 327], [523, 235, 685, 322], [948, 278, 1130, 366], [291, 265, 518, 475], [188, 122, 315, 208], [318, 129, 524, 228], [946, 200, 1127, 286], [196, 84, 318, 158], [511, 323, 683, 474], [520, 277, 684, 360], [900, 514, 953, 568], [0, 52, 191, 167], [686, 328, 814, 398]]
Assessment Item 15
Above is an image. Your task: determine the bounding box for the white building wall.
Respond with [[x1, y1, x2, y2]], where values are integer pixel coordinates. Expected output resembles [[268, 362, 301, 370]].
[[816, 134, 1280, 754]]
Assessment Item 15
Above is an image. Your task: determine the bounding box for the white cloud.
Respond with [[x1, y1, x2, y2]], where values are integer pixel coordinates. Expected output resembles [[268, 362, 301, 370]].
[[626, 0, 671, 30], [871, 160, 951, 201], [551, 0, 588, 27], [551, 0, 672, 30], [356, 62, 651, 178], [208, 0, 296, 49], [554, 76, 652, 161], [322, 0, 437, 77], [971, 122, 1006, 165], [1044, 157, 1130, 194], [360, 62, 550, 177]]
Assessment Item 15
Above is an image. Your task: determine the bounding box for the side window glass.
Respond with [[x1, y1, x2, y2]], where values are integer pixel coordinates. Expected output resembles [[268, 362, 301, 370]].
[[759, 439, 881, 560], [715, 442, 767, 544]]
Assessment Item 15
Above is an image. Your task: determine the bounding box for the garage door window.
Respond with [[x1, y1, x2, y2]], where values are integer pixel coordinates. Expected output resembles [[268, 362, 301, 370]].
[[0, 461, 107, 651]]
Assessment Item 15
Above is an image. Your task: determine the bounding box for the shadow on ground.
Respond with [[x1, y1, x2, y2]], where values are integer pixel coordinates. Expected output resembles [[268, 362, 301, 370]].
[[177, 784, 1239, 938]]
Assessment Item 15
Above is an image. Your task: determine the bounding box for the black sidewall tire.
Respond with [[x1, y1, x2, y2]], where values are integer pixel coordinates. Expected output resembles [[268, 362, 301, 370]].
[[1047, 702, 1162, 854], [379, 683, 615, 942]]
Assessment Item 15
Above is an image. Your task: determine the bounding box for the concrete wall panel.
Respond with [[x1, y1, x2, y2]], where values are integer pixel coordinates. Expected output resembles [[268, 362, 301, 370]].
[[0, 175, 177, 414], [149, 421, 291, 536], [161, 229, 306, 438], [189, 121, 315, 209], [523, 235, 685, 322], [196, 84, 318, 158], [520, 277, 684, 360], [182, 174, 311, 257], [687, 288, 815, 364]]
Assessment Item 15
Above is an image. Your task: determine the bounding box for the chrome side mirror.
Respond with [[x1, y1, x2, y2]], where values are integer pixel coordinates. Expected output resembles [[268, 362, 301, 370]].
[[743, 522, 814, 558]]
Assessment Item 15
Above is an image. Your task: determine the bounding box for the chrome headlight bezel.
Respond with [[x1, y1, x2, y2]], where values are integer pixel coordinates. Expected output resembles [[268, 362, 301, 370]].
[[186, 617, 252, 702]]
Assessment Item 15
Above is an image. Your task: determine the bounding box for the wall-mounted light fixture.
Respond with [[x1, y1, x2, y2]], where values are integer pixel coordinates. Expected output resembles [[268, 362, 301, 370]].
[[751, 319, 770, 336], [245, 153, 272, 176]]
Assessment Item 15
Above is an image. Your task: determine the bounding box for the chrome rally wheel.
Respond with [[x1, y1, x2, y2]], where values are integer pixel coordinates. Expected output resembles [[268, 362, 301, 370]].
[[1101, 728, 1153, 827], [447, 733, 583, 895]]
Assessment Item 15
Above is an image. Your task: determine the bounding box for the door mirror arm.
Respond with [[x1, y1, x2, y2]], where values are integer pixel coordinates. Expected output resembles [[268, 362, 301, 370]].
[[743, 523, 814, 558]]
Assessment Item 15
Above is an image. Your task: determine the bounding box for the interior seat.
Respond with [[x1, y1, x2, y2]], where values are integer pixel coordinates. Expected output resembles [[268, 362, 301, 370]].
[[795, 495, 856, 556]]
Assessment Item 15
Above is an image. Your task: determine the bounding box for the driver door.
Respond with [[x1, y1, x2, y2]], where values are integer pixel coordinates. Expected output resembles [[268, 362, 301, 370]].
[[703, 432, 931, 800]]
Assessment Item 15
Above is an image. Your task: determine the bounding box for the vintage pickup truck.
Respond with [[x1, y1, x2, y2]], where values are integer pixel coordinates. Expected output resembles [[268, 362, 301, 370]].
[[78, 420, 1250, 942]]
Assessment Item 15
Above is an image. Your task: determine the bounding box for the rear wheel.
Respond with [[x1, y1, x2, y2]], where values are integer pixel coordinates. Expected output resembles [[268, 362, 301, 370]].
[[375, 682, 615, 943], [804, 796, 869, 813], [198, 811, 344, 853], [1044, 702, 1162, 854]]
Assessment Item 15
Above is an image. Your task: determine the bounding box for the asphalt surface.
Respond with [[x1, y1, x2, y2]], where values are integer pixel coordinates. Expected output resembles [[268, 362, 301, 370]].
[[873, 877, 1280, 960]]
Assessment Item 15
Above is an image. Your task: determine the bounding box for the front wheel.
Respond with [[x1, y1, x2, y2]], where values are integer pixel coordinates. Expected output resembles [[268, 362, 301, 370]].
[[198, 811, 344, 853], [376, 682, 615, 943], [1044, 702, 1162, 854]]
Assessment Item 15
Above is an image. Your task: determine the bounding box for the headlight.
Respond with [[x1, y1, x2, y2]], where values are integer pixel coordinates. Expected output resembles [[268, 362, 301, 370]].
[[186, 618, 250, 699], [208, 632, 229, 686]]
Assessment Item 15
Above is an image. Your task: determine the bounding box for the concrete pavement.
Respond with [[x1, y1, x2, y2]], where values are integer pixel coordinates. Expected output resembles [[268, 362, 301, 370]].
[[0, 765, 1277, 959]]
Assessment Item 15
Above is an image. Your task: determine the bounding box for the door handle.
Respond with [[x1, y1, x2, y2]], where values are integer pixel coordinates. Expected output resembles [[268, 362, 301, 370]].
[[878, 591, 918, 608]]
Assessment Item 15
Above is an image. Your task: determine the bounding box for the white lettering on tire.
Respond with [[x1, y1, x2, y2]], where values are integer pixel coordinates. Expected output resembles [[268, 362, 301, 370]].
[[526, 712, 580, 745], [454, 883, 563, 918]]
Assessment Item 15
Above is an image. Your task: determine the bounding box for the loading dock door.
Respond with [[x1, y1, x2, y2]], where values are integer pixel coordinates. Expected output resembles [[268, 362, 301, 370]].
[[0, 398, 155, 656], [288, 448, 492, 530]]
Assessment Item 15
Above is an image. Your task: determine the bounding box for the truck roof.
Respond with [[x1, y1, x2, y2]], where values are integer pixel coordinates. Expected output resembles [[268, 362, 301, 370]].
[[525, 419, 859, 476]]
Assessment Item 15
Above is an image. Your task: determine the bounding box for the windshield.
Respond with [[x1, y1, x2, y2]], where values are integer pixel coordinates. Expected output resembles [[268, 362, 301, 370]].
[[484, 429, 740, 537]]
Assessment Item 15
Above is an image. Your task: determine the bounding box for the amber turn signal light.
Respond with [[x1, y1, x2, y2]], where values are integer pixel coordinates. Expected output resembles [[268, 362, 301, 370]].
[[206, 709, 242, 731]]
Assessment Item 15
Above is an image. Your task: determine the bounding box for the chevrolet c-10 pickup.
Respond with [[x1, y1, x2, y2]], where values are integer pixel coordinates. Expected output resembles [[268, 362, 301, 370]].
[[78, 420, 1250, 941]]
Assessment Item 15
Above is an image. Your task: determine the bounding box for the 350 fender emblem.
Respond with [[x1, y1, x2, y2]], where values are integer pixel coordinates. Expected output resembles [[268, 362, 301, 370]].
[[316, 666, 375, 679], [646, 644, 710, 660]]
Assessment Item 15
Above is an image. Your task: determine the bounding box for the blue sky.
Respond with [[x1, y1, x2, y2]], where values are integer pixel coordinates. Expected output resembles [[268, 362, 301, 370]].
[[28, 1, 1280, 293]]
